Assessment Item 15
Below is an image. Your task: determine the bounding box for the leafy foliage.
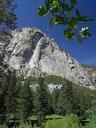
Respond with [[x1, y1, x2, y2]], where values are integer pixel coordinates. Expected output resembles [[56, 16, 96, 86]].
[[0, 0, 17, 42], [38, 0, 94, 42], [0, 0, 16, 31]]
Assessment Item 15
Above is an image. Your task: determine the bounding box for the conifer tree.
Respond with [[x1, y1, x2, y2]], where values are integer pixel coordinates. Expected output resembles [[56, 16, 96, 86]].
[[5, 70, 19, 121], [0, 0, 17, 66], [51, 87, 60, 113], [73, 86, 93, 121], [0, 71, 9, 124], [0, 91, 6, 124], [36, 77, 49, 113], [17, 79, 34, 124], [0, 1, 17, 117], [57, 80, 74, 115], [34, 77, 50, 126], [0, 0, 16, 32]]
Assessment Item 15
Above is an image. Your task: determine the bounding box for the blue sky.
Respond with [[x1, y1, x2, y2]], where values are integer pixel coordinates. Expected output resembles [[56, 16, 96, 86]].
[[14, 0, 96, 66]]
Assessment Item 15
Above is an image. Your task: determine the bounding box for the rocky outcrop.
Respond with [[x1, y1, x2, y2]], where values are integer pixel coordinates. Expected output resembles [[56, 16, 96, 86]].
[[2, 27, 96, 87], [82, 65, 96, 87]]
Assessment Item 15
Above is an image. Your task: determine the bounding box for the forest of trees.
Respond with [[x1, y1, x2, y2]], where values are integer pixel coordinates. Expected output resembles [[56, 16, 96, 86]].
[[0, 73, 96, 128]]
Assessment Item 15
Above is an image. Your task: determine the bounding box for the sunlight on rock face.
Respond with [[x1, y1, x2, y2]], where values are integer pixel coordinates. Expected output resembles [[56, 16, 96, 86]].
[[3, 27, 96, 88]]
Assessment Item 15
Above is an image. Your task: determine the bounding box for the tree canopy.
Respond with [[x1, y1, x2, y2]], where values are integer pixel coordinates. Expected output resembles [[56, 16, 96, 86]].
[[0, 0, 16, 31], [0, 0, 17, 42]]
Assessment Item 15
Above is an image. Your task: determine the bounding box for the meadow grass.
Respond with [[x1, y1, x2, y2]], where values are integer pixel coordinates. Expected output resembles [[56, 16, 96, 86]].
[[45, 114, 80, 128]]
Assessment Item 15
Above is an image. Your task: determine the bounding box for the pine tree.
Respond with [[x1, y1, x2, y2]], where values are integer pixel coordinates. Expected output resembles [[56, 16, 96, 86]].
[[34, 77, 50, 114], [0, 0, 17, 66], [0, 91, 6, 124], [51, 87, 60, 113], [0, 70, 19, 125], [72, 86, 93, 121], [34, 77, 50, 126], [0, 1, 17, 120], [0, 71, 10, 123], [57, 80, 74, 115], [0, 0, 16, 32], [17, 79, 34, 124], [5, 70, 19, 122]]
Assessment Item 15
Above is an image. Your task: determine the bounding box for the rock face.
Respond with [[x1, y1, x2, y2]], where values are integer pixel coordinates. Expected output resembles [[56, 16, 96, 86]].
[[2, 27, 96, 87]]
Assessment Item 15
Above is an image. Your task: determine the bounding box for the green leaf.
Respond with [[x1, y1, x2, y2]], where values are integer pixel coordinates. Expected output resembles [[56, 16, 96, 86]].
[[71, 0, 77, 5], [38, 0, 52, 16], [78, 16, 94, 22], [76, 9, 94, 22], [49, 15, 67, 26], [61, 3, 70, 12], [52, 0, 58, 6], [80, 27, 91, 39], [64, 28, 75, 40], [69, 18, 77, 29], [57, 3, 63, 12], [38, 6, 47, 16], [50, 6, 58, 14], [45, 0, 51, 12]]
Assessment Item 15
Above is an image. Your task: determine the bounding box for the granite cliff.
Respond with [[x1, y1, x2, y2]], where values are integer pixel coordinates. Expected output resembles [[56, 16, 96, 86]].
[[1, 27, 96, 88]]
